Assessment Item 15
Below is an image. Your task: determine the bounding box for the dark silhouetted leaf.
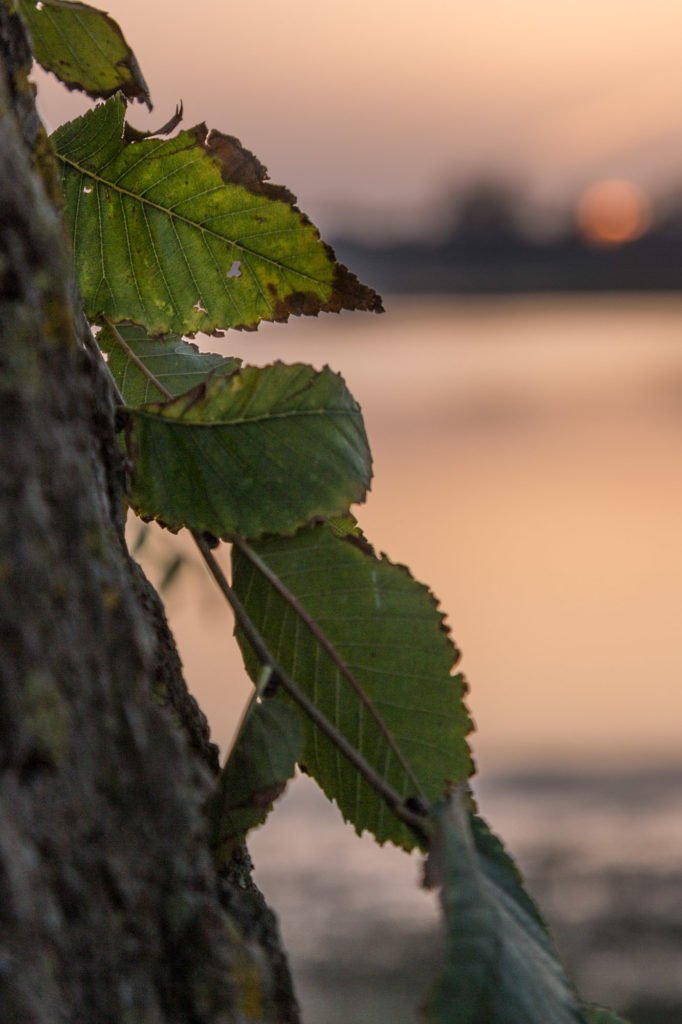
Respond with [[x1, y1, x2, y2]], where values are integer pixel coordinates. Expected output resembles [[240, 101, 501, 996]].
[[208, 699, 302, 865], [98, 322, 241, 406], [422, 786, 587, 1024], [127, 362, 371, 539], [52, 96, 382, 336], [17, 0, 150, 106], [232, 524, 473, 849]]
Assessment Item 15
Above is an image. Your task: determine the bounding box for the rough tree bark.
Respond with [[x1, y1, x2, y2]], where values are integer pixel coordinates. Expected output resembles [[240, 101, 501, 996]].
[[0, 4, 299, 1021]]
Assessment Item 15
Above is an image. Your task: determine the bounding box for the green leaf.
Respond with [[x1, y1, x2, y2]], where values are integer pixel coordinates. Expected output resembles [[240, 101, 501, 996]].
[[207, 699, 303, 866], [52, 96, 382, 336], [17, 0, 150, 107], [422, 787, 587, 1024], [127, 362, 371, 540], [583, 1009, 631, 1024], [231, 524, 473, 849], [98, 322, 241, 406]]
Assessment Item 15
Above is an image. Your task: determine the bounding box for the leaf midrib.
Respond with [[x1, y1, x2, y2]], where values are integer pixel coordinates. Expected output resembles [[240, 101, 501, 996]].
[[132, 406, 362, 428], [58, 154, 329, 288]]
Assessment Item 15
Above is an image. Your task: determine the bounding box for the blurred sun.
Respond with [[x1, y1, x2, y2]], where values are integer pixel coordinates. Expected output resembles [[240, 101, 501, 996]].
[[577, 179, 651, 247]]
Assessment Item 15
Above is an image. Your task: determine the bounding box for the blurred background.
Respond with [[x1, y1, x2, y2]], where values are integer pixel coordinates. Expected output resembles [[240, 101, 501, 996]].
[[34, 2, 682, 1020]]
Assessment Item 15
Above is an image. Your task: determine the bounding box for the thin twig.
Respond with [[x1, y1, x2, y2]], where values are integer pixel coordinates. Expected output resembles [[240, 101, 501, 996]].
[[193, 532, 431, 843], [100, 316, 173, 401], [232, 535, 427, 802]]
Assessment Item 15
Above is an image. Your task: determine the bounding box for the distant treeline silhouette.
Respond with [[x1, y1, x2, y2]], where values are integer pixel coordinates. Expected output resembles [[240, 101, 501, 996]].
[[333, 181, 682, 294]]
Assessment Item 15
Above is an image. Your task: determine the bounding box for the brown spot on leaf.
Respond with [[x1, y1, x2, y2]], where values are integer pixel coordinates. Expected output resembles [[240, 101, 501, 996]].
[[326, 247, 384, 314], [188, 123, 383, 315], [272, 290, 329, 319], [271, 259, 383, 319], [271, 242, 384, 318], [189, 125, 298, 206]]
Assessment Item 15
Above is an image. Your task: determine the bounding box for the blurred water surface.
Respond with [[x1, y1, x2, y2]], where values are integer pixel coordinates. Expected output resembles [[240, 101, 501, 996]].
[[249, 768, 682, 1024]]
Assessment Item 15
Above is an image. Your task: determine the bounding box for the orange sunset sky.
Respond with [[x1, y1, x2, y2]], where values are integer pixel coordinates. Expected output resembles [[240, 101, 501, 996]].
[[35, 0, 682, 236]]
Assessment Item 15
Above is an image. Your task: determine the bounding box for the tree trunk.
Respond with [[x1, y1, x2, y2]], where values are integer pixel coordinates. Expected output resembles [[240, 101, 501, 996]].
[[0, 5, 298, 1021]]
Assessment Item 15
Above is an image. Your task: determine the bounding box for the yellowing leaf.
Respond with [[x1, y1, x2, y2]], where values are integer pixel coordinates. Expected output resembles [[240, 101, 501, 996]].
[[52, 96, 382, 336], [17, 0, 150, 106]]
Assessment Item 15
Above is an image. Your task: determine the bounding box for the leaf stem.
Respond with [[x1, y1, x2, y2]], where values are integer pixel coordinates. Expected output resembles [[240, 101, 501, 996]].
[[193, 531, 431, 843], [232, 535, 427, 803], [100, 317, 173, 401]]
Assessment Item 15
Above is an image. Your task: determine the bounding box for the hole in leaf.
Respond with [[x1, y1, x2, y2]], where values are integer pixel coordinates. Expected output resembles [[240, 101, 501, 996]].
[[192, 300, 208, 313], [226, 260, 242, 279], [83, 186, 93, 194]]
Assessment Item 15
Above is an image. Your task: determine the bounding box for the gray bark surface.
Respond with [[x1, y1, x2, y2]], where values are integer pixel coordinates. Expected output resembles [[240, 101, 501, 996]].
[[0, 5, 299, 1021]]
